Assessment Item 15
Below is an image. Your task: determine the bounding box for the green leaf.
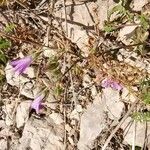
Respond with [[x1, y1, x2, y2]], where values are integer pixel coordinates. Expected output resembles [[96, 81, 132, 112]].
[[132, 112, 150, 122], [141, 79, 150, 87], [0, 73, 5, 83], [0, 38, 11, 49], [0, 50, 7, 64], [4, 23, 16, 33], [0, 38, 10, 64], [53, 69, 61, 76], [139, 14, 149, 30], [108, 4, 125, 20], [143, 92, 150, 104], [104, 24, 115, 32], [54, 84, 63, 96], [48, 56, 59, 70], [48, 61, 59, 70], [107, 3, 133, 22]]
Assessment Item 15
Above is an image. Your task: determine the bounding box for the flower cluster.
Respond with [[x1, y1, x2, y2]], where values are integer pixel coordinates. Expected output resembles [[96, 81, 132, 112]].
[[101, 78, 123, 91], [10, 56, 43, 114], [10, 57, 124, 114]]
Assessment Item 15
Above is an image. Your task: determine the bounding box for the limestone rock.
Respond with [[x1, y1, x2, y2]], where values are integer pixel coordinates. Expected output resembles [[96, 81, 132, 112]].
[[0, 139, 7, 150], [102, 88, 125, 120], [49, 113, 64, 125], [132, 0, 149, 11], [16, 101, 31, 128], [20, 82, 34, 99], [19, 117, 64, 150], [3, 103, 15, 126], [117, 25, 138, 45], [77, 94, 107, 150], [96, 0, 115, 29], [121, 117, 150, 148]]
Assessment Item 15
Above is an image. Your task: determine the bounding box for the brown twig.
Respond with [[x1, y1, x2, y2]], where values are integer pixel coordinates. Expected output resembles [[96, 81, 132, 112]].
[[0, 31, 51, 49], [63, 0, 68, 37]]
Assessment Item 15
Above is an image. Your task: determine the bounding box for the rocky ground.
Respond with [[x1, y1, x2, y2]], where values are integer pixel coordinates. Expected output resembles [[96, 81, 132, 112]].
[[0, 0, 150, 150]]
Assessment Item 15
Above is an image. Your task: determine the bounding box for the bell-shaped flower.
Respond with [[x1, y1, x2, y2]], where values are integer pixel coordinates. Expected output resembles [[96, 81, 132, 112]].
[[10, 56, 32, 75], [31, 95, 43, 114]]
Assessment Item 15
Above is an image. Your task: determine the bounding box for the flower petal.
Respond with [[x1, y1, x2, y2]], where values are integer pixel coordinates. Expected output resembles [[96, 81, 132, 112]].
[[10, 56, 32, 75], [111, 82, 123, 91], [101, 79, 112, 88], [10, 59, 22, 67], [101, 78, 123, 91], [20, 56, 32, 65], [31, 95, 43, 114]]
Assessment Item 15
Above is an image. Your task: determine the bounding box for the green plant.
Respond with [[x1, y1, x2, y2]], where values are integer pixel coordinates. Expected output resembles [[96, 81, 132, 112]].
[[0, 38, 11, 49], [143, 92, 150, 105], [107, 4, 133, 21], [139, 14, 149, 30], [54, 84, 63, 97], [0, 37, 11, 83], [48, 56, 59, 70], [132, 79, 150, 122], [47, 56, 61, 79], [141, 79, 150, 105], [104, 24, 115, 33], [132, 112, 150, 122], [104, 0, 149, 60], [4, 23, 16, 33], [0, 38, 11, 63], [0, 50, 7, 64], [104, 0, 134, 33]]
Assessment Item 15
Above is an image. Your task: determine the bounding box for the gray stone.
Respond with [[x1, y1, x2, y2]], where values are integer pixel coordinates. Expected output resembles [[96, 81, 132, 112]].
[[16, 101, 31, 128], [77, 94, 107, 150], [19, 117, 64, 150], [121, 117, 150, 148], [102, 88, 125, 120]]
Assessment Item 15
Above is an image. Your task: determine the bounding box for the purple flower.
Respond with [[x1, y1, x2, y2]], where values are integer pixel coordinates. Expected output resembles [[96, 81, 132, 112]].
[[101, 78, 123, 91], [10, 56, 32, 75], [101, 79, 112, 88], [110, 82, 123, 91], [31, 95, 43, 114]]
